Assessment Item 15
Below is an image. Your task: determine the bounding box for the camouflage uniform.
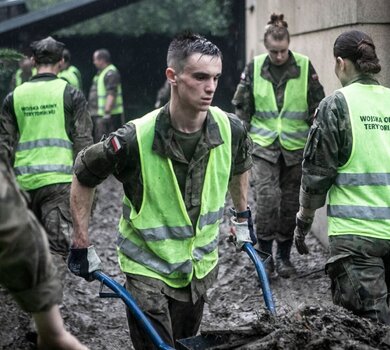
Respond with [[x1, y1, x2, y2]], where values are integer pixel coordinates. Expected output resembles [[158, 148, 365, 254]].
[[0, 161, 62, 313], [0, 73, 93, 285], [300, 76, 390, 324], [88, 67, 124, 142], [74, 104, 253, 348], [232, 52, 324, 249]]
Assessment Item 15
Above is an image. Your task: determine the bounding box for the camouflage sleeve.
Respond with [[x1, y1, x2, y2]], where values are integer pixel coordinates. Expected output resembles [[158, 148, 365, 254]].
[[0, 92, 18, 165], [307, 61, 325, 125], [104, 69, 121, 96], [231, 61, 255, 128], [300, 91, 352, 209], [227, 113, 253, 176], [64, 85, 94, 160], [74, 122, 138, 187]]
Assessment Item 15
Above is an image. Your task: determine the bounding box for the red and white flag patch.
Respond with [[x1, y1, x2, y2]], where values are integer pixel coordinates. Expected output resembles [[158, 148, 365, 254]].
[[111, 136, 122, 153]]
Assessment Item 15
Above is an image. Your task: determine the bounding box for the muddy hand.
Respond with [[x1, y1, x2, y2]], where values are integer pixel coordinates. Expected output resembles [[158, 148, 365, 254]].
[[294, 212, 313, 255]]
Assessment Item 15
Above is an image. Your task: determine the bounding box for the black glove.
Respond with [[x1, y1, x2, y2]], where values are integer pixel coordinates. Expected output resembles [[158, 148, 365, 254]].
[[67, 246, 102, 281], [294, 211, 314, 255], [229, 207, 257, 249]]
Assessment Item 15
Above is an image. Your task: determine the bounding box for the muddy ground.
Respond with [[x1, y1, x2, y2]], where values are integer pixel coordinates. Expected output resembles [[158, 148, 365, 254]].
[[1, 175, 390, 349]]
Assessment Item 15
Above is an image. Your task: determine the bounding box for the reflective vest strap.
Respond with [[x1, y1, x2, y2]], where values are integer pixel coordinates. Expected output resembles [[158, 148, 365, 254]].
[[14, 164, 73, 176], [328, 204, 390, 220], [335, 173, 390, 186], [16, 138, 72, 151]]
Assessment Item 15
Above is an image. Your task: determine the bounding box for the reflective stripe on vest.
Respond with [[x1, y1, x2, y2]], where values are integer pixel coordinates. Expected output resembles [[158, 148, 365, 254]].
[[117, 106, 232, 288], [13, 79, 73, 190], [327, 83, 390, 240], [249, 52, 309, 150], [94, 64, 124, 116]]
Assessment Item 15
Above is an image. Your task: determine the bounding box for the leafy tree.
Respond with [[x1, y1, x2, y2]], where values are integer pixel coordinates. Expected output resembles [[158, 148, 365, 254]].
[[27, 0, 233, 37]]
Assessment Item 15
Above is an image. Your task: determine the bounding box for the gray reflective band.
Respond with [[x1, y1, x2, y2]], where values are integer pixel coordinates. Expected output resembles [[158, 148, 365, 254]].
[[250, 125, 278, 139], [14, 164, 73, 176], [280, 111, 308, 120], [122, 203, 131, 220], [16, 138, 72, 151], [193, 236, 219, 261], [280, 129, 309, 140], [138, 225, 193, 241], [117, 234, 193, 276], [199, 207, 224, 229], [328, 205, 390, 220], [254, 111, 278, 119], [335, 173, 390, 186]]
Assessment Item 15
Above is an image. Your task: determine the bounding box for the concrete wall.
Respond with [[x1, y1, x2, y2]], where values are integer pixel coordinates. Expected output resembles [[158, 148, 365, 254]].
[[245, 0, 390, 246]]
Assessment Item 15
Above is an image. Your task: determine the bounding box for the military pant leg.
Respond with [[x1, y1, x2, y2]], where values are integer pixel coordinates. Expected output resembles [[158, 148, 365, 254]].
[[277, 161, 301, 242], [326, 235, 390, 324], [125, 277, 204, 349], [252, 156, 280, 241], [30, 184, 72, 287], [0, 165, 61, 313]]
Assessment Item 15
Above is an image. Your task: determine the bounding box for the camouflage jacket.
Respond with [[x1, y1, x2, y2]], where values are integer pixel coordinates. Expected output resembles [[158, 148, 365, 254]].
[[232, 51, 325, 165], [0, 73, 93, 165], [299, 76, 380, 210]]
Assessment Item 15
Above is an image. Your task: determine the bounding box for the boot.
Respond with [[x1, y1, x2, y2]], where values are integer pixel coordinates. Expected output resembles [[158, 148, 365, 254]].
[[276, 239, 296, 278], [258, 239, 274, 277]]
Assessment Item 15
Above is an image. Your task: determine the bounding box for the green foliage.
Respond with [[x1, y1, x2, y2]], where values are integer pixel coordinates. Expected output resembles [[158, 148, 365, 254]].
[[0, 48, 24, 62], [27, 0, 233, 37]]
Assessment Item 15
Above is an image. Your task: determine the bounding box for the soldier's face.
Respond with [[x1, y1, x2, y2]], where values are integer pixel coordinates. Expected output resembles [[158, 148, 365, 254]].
[[173, 53, 222, 112], [265, 37, 289, 66]]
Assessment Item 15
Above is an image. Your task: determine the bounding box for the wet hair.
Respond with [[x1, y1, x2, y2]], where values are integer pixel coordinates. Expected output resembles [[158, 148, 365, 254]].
[[63, 49, 71, 63], [333, 30, 381, 74], [264, 13, 290, 43], [95, 49, 111, 63], [167, 31, 222, 72]]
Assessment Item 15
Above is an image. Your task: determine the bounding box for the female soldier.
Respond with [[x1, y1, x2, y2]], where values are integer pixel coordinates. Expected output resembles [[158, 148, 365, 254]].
[[294, 30, 390, 324], [232, 13, 325, 278]]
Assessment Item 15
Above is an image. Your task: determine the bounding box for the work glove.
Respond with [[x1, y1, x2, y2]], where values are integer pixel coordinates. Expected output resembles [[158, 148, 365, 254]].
[[229, 207, 257, 250], [294, 211, 314, 255], [67, 246, 102, 281]]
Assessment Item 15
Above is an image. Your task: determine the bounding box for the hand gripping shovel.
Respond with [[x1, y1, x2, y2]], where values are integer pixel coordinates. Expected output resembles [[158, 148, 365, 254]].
[[93, 270, 174, 350]]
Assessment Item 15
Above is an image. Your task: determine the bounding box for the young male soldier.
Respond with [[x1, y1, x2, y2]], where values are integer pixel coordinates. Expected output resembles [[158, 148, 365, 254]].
[[88, 48, 124, 142], [67, 32, 254, 349], [0, 160, 88, 350], [0, 36, 93, 290]]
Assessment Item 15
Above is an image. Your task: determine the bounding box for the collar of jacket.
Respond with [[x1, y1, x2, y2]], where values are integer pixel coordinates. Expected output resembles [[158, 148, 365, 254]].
[[260, 50, 300, 84], [152, 104, 224, 159], [344, 75, 380, 87]]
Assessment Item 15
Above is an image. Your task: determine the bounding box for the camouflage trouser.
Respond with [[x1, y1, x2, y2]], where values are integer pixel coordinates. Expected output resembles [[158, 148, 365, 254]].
[[29, 183, 72, 285], [125, 276, 204, 349], [326, 235, 390, 324], [0, 163, 62, 312], [252, 156, 301, 242]]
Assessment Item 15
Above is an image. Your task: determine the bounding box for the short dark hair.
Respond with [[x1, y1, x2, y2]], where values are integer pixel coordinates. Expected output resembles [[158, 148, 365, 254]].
[[95, 49, 111, 63], [167, 31, 222, 72], [31, 36, 65, 64], [334, 30, 381, 74], [264, 13, 290, 44]]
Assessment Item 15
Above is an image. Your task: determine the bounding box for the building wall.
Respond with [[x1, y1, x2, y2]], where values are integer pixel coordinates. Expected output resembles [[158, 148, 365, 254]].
[[245, 0, 390, 246]]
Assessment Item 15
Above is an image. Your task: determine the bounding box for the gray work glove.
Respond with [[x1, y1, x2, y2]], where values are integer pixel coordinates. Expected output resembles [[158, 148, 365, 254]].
[[67, 245, 102, 281], [294, 211, 314, 255]]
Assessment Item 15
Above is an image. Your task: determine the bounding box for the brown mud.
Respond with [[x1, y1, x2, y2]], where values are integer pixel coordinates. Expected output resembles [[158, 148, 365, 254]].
[[1, 176, 389, 349]]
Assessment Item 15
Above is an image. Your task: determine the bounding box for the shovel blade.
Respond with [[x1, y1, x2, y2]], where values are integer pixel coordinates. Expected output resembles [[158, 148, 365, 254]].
[[176, 334, 229, 350]]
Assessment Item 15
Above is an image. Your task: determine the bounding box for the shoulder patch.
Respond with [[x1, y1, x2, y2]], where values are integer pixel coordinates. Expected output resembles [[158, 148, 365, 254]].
[[240, 71, 246, 81], [311, 73, 319, 81]]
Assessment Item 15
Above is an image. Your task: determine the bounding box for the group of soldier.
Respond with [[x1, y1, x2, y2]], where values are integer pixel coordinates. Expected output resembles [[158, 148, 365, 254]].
[[0, 11, 389, 350]]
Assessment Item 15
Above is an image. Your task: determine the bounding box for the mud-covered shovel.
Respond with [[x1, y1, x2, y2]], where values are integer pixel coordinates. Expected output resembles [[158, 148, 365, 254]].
[[93, 270, 174, 350]]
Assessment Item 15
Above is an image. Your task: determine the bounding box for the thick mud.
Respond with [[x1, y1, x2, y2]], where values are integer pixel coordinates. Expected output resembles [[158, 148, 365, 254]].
[[1, 176, 389, 349]]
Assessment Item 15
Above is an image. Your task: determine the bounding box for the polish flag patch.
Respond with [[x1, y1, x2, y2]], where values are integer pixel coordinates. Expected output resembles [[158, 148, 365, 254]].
[[111, 136, 122, 153]]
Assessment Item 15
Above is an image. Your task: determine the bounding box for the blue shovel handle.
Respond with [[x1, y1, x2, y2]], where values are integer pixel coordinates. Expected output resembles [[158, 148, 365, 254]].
[[242, 243, 277, 315], [93, 271, 175, 350]]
